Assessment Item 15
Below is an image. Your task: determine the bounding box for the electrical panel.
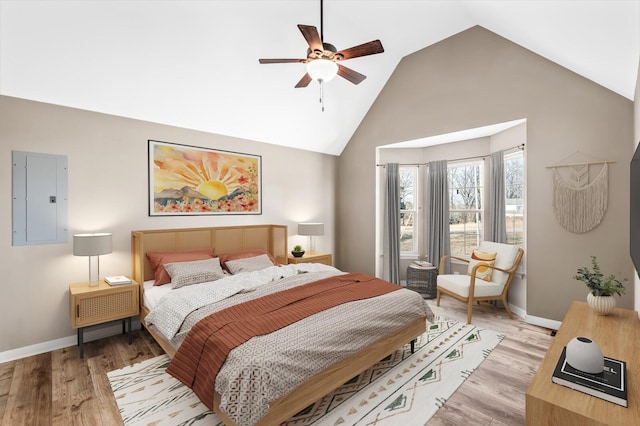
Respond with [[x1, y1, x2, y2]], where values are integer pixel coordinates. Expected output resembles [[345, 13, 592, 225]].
[[12, 151, 68, 245]]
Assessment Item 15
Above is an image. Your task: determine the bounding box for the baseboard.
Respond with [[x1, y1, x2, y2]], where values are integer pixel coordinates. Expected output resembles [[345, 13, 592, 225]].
[[505, 303, 561, 331], [508, 303, 526, 320], [524, 314, 562, 331], [0, 319, 142, 364]]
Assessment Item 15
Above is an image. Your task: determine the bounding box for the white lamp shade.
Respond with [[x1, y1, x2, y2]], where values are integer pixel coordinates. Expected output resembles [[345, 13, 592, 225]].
[[306, 59, 338, 82], [298, 223, 324, 236], [73, 233, 113, 256]]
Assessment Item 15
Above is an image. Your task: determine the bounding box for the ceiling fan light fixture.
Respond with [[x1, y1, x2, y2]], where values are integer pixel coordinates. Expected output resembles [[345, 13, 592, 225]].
[[307, 59, 338, 82]]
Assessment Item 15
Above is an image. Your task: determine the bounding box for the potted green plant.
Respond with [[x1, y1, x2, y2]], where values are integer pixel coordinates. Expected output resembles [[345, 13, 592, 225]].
[[291, 244, 305, 258], [574, 256, 627, 315]]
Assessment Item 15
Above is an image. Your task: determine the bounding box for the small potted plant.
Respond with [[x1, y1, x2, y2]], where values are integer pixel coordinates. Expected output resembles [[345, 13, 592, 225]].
[[291, 244, 305, 258], [574, 256, 627, 315]]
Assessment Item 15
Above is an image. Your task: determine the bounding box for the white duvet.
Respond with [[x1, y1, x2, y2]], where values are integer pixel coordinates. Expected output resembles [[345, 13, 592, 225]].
[[146, 264, 433, 426], [144, 263, 341, 342]]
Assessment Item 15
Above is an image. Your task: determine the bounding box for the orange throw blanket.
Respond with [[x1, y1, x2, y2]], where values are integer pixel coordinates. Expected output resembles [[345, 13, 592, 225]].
[[167, 272, 400, 410]]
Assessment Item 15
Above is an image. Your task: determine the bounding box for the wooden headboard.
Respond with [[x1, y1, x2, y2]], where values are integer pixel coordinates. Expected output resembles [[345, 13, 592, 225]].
[[131, 224, 288, 285]]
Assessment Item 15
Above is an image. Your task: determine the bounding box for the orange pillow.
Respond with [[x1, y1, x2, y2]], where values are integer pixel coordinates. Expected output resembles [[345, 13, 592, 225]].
[[471, 250, 497, 262], [146, 248, 215, 286], [467, 250, 497, 282], [217, 249, 277, 272]]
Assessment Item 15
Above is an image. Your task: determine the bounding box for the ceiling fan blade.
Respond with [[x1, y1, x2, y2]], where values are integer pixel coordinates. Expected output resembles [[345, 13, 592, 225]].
[[259, 58, 305, 64], [295, 73, 313, 88], [336, 40, 384, 60], [337, 64, 366, 85], [297, 25, 323, 53]]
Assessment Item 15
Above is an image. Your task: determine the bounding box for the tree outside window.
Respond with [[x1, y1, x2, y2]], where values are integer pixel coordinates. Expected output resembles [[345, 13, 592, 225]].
[[505, 150, 524, 246], [399, 167, 418, 254], [448, 161, 484, 255]]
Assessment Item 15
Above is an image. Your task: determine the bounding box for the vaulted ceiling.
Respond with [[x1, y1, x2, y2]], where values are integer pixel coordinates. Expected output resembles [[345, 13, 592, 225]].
[[1, 1, 638, 155]]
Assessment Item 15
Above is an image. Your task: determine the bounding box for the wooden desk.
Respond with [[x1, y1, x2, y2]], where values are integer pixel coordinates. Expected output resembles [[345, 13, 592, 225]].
[[526, 301, 640, 425]]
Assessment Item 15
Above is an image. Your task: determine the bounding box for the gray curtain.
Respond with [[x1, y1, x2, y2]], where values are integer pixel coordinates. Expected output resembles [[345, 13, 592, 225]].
[[427, 160, 450, 273], [384, 163, 401, 284], [489, 150, 507, 243]]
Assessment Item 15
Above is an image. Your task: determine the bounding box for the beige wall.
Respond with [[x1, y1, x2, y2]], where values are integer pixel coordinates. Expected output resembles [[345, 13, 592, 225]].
[[338, 26, 634, 323], [0, 95, 337, 355]]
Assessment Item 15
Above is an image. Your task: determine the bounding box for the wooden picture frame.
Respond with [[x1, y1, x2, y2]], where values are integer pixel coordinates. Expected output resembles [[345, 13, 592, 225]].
[[148, 140, 262, 216]]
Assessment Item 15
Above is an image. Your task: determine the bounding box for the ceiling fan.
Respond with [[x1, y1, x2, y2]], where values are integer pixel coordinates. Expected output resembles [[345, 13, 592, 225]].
[[258, 0, 384, 89]]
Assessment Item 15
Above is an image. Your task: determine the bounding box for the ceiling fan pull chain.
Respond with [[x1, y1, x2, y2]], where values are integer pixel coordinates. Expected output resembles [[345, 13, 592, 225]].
[[320, 81, 325, 112], [320, 0, 324, 42]]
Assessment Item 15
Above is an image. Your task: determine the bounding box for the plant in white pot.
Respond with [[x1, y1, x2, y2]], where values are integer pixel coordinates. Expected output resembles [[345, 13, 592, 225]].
[[574, 256, 627, 315]]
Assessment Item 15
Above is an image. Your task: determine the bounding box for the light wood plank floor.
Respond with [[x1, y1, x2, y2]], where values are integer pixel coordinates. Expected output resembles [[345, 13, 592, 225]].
[[0, 297, 553, 425], [428, 299, 554, 426]]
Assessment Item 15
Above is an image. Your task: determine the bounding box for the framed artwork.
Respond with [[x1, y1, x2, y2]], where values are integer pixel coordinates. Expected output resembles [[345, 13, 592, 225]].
[[148, 140, 262, 216]]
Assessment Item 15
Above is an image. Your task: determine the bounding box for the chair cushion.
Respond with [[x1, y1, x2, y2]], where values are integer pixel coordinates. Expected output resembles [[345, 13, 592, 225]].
[[467, 250, 497, 281], [437, 274, 504, 298], [478, 241, 520, 286]]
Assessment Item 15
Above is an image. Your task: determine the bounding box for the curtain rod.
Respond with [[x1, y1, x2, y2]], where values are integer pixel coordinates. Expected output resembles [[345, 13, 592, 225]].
[[376, 143, 524, 167]]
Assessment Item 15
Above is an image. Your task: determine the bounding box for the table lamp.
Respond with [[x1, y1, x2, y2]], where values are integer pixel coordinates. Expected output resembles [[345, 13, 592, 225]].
[[73, 233, 112, 286], [298, 223, 324, 252]]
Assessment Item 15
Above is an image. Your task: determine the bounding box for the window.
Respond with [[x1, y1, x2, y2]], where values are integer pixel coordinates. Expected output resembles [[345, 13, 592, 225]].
[[448, 161, 484, 255], [400, 166, 418, 254], [505, 150, 524, 246]]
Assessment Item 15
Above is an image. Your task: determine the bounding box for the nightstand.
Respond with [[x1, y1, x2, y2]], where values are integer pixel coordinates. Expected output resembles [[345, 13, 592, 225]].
[[69, 280, 139, 358], [287, 251, 332, 266]]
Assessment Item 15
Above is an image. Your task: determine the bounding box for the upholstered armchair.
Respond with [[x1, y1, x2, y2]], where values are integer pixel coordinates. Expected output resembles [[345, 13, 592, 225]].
[[436, 241, 524, 324]]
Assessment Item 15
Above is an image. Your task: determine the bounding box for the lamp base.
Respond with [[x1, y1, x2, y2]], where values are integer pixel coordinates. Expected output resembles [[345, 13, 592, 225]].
[[88, 280, 100, 287]]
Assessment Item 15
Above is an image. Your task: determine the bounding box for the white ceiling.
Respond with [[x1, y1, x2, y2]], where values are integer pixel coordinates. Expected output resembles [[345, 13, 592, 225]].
[[1, 1, 638, 155], [379, 119, 528, 149]]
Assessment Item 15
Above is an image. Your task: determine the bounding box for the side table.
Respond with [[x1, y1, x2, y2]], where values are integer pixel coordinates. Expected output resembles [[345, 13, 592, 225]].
[[526, 301, 640, 425], [287, 251, 332, 266], [406, 264, 438, 299], [69, 280, 139, 357]]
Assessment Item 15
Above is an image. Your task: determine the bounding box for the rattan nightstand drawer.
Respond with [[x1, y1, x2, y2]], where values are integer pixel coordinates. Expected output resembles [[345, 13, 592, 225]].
[[69, 280, 139, 328]]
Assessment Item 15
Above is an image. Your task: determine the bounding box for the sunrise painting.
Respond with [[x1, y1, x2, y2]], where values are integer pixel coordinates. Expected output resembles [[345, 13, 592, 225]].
[[148, 140, 261, 216]]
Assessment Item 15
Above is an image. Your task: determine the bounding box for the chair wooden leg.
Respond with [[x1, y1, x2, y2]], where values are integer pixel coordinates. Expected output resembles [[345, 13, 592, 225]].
[[466, 298, 474, 324], [436, 289, 441, 306], [502, 296, 514, 319]]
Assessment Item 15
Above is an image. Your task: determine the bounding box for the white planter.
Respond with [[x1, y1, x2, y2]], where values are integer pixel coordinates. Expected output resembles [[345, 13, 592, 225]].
[[586, 292, 616, 315]]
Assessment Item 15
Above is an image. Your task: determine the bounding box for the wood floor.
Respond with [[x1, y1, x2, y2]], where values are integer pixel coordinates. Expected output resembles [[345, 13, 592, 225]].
[[427, 299, 554, 426], [0, 297, 553, 425]]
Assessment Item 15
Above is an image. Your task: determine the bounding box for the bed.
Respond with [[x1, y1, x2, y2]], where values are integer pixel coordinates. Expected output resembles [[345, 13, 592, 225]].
[[131, 224, 431, 426]]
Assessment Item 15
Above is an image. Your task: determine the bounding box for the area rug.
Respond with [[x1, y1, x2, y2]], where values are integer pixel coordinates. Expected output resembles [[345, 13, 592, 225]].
[[107, 317, 504, 426]]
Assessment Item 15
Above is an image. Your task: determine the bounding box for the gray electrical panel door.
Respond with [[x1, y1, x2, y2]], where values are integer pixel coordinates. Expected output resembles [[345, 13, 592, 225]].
[[12, 151, 68, 245]]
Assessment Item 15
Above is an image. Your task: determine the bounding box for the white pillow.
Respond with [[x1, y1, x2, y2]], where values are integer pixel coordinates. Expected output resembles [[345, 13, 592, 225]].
[[225, 254, 275, 274], [164, 257, 225, 289]]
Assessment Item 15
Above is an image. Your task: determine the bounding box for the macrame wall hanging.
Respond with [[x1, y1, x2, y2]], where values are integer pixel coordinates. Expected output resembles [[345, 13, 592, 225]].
[[547, 153, 614, 234]]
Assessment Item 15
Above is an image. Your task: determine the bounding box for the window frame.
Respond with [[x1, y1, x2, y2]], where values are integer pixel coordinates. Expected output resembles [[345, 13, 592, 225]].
[[504, 150, 525, 247], [399, 166, 419, 256], [447, 159, 485, 256]]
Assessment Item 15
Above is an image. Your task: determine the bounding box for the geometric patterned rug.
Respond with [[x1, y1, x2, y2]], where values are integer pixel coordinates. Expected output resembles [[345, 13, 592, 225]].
[[107, 317, 504, 426]]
